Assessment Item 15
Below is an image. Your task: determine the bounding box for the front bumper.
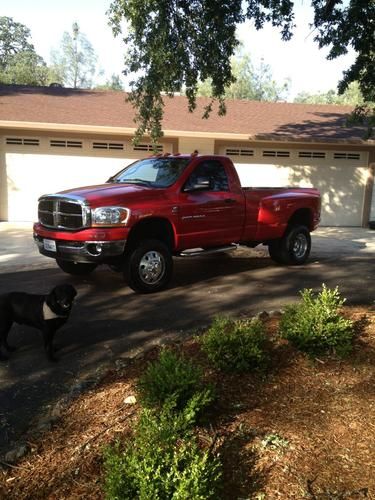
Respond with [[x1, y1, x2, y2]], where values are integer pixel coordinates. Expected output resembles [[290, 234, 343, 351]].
[[33, 234, 127, 263]]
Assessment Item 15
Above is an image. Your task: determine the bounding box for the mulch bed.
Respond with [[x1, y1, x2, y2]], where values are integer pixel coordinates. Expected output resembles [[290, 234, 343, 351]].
[[1, 306, 374, 499]]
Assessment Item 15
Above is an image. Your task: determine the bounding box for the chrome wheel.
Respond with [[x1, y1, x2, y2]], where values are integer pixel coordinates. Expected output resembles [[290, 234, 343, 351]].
[[139, 250, 166, 285], [125, 239, 173, 293], [292, 233, 308, 259]]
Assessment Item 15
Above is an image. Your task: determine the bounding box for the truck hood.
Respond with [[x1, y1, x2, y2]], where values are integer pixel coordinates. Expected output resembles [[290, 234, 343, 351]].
[[58, 183, 167, 208]]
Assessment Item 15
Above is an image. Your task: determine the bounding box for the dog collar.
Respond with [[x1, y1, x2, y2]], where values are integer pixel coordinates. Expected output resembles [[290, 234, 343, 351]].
[[43, 302, 68, 320]]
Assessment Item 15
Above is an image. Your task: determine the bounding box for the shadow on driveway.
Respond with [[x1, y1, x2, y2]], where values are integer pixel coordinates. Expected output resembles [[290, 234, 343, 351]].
[[0, 227, 374, 453]]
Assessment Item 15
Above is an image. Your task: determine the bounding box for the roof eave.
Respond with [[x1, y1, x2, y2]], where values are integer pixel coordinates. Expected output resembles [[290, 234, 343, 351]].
[[0, 120, 373, 147]]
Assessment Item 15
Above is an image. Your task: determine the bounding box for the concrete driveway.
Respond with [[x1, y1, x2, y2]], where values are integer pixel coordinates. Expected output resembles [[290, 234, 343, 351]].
[[0, 222, 374, 453]]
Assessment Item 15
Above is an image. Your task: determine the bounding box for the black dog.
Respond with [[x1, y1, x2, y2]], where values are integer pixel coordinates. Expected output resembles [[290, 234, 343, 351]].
[[0, 284, 77, 362]]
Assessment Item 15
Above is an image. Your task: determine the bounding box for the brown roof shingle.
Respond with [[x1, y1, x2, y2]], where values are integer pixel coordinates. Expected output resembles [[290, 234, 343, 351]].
[[0, 84, 371, 143]]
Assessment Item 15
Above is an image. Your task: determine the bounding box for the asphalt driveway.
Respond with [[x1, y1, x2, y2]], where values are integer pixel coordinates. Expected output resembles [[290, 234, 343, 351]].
[[0, 223, 374, 453]]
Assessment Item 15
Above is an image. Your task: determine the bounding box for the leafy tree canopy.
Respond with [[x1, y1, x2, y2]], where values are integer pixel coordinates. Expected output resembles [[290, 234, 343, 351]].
[[0, 50, 50, 86], [51, 22, 97, 89], [0, 16, 35, 69], [294, 81, 364, 105], [198, 51, 290, 101], [108, 0, 374, 143]]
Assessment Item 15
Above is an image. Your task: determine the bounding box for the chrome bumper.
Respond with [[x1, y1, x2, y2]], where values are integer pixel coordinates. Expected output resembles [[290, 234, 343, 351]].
[[34, 234, 126, 263]]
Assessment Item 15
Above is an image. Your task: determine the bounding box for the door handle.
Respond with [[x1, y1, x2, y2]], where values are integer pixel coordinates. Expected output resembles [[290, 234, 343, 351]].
[[224, 198, 236, 204]]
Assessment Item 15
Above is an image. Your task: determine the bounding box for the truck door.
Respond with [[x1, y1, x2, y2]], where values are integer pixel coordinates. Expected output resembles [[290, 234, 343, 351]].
[[176, 159, 245, 249]]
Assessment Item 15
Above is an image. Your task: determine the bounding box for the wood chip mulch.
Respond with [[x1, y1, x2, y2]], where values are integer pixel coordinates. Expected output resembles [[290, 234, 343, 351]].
[[1, 306, 374, 500]]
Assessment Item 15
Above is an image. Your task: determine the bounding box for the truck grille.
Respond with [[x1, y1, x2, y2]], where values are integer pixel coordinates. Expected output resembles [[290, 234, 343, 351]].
[[38, 196, 89, 230]]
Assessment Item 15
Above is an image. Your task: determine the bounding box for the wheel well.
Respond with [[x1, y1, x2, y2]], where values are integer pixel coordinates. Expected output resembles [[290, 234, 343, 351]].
[[288, 208, 313, 231], [126, 218, 175, 251]]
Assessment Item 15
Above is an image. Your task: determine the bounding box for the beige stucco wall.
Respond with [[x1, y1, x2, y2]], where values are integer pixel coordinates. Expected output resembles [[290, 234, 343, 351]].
[[178, 137, 215, 155], [370, 165, 375, 221], [0, 149, 7, 220]]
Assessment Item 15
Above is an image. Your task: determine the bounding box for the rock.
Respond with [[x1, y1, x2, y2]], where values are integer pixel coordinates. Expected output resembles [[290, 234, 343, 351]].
[[5, 444, 28, 464], [124, 395, 137, 405]]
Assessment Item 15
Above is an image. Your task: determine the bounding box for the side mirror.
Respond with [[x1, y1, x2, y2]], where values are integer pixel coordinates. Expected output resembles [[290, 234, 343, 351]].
[[183, 179, 211, 192]]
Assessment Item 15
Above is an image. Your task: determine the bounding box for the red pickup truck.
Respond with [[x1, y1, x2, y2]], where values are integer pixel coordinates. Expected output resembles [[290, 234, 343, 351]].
[[33, 154, 321, 293]]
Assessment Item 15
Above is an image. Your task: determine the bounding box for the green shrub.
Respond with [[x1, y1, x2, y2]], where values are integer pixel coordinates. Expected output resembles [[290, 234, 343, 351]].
[[279, 284, 354, 357], [137, 348, 214, 412], [200, 317, 267, 372], [104, 403, 222, 500]]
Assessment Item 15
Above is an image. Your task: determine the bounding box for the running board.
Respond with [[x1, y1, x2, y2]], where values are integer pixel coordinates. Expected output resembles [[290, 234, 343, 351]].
[[178, 244, 238, 257]]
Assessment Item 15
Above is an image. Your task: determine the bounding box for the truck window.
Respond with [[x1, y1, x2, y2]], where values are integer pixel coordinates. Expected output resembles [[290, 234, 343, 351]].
[[112, 157, 191, 187], [184, 160, 229, 192]]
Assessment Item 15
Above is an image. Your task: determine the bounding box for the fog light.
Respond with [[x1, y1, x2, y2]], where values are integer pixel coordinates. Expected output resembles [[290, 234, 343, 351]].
[[87, 243, 103, 256]]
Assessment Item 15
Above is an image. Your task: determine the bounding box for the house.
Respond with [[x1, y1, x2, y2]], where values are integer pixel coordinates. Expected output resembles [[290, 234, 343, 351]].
[[0, 84, 374, 226]]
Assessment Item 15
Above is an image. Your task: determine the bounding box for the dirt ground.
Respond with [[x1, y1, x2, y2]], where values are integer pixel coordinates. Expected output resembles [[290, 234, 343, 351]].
[[1, 306, 374, 500]]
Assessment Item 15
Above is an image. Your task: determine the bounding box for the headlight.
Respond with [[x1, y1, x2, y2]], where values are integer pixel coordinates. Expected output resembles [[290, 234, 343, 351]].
[[92, 207, 130, 226]]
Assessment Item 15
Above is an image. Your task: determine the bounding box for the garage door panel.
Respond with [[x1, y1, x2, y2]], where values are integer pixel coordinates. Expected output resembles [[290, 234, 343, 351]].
[[233, 162, 366, 226], [6, 154, 134, 222]]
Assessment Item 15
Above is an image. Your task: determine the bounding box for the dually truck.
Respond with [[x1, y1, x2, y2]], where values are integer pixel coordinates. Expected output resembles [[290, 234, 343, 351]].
[[33, 154, 321, 293]]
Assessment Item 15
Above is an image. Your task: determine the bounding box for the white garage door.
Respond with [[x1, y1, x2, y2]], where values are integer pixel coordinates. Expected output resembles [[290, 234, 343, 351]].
[[5, 154, 132, 222], [220, 147, 368, 226], [2, 136, 173, 222]]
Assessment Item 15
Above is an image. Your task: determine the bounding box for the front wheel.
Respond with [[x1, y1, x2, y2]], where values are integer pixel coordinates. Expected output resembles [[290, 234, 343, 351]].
[[268, 225, 311, 265], [56, 259, 97, 276], [124, 239, 173, 293]]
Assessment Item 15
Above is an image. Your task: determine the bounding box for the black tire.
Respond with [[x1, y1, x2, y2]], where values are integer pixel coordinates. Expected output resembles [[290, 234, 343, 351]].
[[56, 259, 97, 276], [268, 225, 311, 265], [124, 239, 173, 293]]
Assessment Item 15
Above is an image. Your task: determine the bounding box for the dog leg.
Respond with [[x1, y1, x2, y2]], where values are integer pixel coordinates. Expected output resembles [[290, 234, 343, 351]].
[[43, 327, 58, 362]]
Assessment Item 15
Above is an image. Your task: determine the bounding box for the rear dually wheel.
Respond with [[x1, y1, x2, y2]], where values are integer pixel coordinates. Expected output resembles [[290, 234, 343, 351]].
[[268, 225, 311, 265]]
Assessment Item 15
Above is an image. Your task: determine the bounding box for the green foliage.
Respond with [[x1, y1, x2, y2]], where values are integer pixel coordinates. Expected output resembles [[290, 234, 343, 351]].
[[0, 50, 49, 86], [311, 0, 374, 101], [50, 22, 97, 89], [104, 404, 221, 500], [279, 285, 354, 357], [200, 317, 267, 372], [137, 348, 214, 412], [261, 433, 289, 451], [198, 51, 290, 102], [108, 0, 374, 143], [294, 82, 365, 106], [0, 16, 35, 69], [95, 74, 124, 91], [0, 16, 51, 86]]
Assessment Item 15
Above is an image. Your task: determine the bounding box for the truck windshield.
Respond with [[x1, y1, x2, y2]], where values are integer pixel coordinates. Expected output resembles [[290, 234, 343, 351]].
[[110, 157, 191, 188]]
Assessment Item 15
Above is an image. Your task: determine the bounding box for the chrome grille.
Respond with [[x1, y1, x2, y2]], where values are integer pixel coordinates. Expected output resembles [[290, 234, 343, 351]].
[[38, 196, 89, 230]]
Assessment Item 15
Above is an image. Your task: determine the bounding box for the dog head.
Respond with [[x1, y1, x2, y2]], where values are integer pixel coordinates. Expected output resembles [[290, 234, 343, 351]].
[[46, 284, 77, 316]]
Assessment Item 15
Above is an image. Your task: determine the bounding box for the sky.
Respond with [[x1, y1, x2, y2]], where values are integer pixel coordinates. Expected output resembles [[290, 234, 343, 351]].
[[2, 0, 356, 100]]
